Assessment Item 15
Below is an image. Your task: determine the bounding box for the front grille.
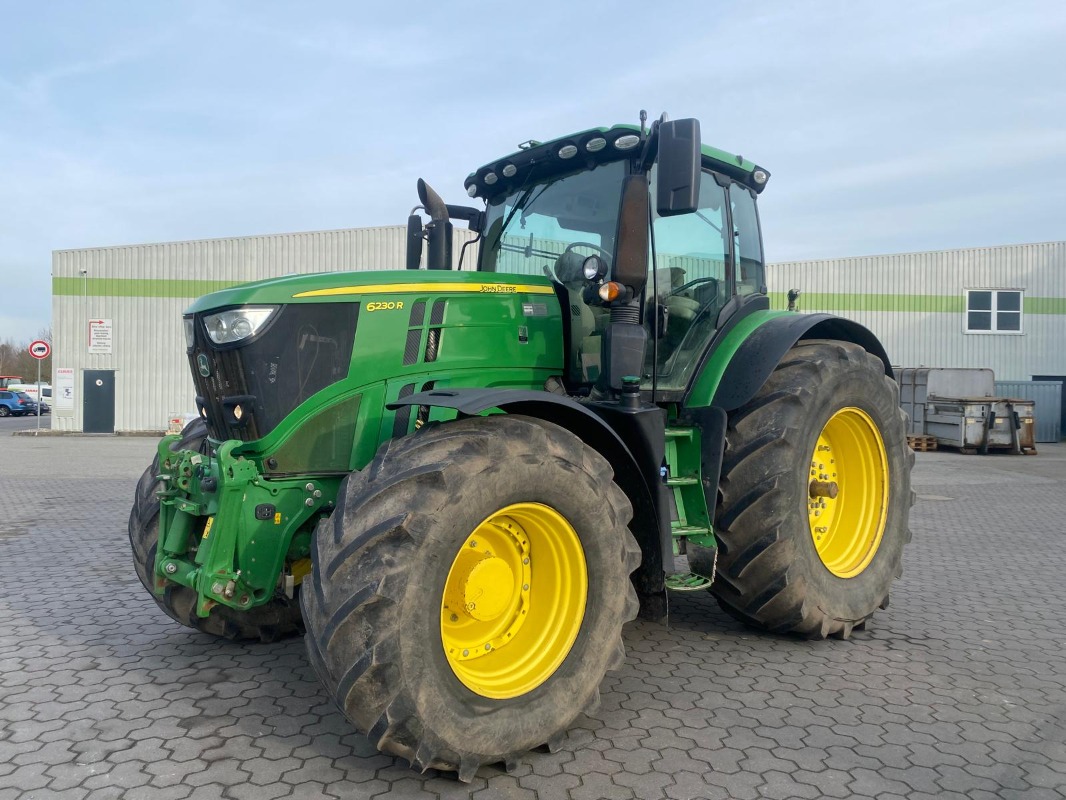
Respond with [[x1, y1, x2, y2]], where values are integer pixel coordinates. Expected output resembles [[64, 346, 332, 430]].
[[189, 303, 358, 441]]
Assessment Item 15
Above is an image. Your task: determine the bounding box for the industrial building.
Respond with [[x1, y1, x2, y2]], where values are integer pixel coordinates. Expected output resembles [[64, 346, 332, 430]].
[[51, 226, 476, 434], [770, 241, 1066, 438], [51, 232, 1065, 436]]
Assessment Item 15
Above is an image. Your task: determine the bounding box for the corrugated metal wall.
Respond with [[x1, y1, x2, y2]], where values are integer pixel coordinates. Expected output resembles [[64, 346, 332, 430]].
[[994, 380, 1063, 442], [54, 228, 1065, 433], [767, 241, 1066, 381], [52, 226, 478, 432]]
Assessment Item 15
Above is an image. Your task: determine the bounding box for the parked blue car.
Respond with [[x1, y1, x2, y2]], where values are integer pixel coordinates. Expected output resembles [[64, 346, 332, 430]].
[[0, 390, 42, 416]]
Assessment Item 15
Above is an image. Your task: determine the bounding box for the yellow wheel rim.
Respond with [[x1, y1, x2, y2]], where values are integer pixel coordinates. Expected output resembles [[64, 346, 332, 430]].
[[808, 407, 889, 578], [441, 502, 587, 699]]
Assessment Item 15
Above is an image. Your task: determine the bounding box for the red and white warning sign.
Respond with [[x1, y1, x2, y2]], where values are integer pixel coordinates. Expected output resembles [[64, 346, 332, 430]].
[[29, 340, 50, 360]]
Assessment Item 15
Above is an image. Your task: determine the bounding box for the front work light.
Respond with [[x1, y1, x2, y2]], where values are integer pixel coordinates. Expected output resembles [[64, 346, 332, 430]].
[[203, 306, 278, 345], [183, 317, 195, 348], [582, 255, 608, 281]]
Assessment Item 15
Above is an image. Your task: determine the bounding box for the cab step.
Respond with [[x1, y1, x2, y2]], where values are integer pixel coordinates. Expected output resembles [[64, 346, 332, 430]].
[[665, 572, 714, 592], [671, 524, 713, 537], [664, 427, 696, 440], [665, 476, 700, 487]]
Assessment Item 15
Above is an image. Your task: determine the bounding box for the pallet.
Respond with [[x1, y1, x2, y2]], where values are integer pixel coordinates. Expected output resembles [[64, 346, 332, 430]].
[[907, 434, 938, 452]]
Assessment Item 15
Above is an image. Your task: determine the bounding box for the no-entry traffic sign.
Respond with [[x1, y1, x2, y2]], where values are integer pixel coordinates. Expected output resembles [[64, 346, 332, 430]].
[[29, 340, 51, 360]]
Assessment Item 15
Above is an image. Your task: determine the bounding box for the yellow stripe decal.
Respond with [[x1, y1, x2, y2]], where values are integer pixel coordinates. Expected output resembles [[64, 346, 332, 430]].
[[293, 282, 556, 298]]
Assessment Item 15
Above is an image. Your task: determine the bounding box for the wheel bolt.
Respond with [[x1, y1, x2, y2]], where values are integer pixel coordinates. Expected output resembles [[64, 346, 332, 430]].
[[462, 649, 469, 656], [469, 541, 478, 548], [485, 643, 491, 651], [522, 557, 529, 565], [450, 613, 458, 622], [522, 584, 529, 591]]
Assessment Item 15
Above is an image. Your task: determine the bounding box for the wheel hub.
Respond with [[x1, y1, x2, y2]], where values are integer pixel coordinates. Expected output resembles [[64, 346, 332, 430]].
[[460, 556, 515, 621]]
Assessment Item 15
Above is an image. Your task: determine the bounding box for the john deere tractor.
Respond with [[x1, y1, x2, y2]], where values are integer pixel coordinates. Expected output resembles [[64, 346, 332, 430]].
[[130, 114, 911, 780]]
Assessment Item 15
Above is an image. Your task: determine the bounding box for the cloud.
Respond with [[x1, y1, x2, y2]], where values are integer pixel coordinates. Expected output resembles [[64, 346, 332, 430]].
[[1, 0, 1064, 332]]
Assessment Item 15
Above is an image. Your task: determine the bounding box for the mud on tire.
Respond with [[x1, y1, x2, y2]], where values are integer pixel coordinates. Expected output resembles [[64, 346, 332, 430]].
[[301, 414, 641, 781]]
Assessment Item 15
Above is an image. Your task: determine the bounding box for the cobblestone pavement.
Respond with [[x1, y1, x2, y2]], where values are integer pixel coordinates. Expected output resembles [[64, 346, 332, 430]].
[[1, 434, 1064, 799]]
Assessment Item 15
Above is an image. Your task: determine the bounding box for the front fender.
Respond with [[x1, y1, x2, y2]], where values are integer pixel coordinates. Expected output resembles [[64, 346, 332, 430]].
[[389, 388, 670, 618]]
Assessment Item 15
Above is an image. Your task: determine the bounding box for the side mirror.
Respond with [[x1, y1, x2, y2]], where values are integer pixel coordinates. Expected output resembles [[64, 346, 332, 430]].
[[656, 118, 702, 217], [405, 214, 423, 270]]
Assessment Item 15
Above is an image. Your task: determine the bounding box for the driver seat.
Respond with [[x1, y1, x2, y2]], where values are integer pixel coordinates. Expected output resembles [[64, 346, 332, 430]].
[[554, 250, 608, 383], [655, 266, 701, 325]]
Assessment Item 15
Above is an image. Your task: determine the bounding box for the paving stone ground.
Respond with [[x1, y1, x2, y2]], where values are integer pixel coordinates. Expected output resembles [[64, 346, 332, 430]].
[[1, 432, 1064, 799]]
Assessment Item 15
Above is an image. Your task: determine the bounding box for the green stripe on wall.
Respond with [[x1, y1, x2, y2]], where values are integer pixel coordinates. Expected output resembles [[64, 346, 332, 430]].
[[768, 292, 1066, 314], [767, 292, 964, 312], [53, 277, 240, 298], [1025, 296, 1066, 314], [53, 277, 1066, 314]]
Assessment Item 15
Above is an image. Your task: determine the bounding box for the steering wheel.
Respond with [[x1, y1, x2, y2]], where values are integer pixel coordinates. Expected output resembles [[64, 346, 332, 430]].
[[668, 276, 719, 298], [563, 241, 611, 260]]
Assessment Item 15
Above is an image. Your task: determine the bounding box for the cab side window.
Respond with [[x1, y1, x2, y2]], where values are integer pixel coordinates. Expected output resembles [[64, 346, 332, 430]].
[[730, 184, 764, 296], [648, 173, 729, 389]]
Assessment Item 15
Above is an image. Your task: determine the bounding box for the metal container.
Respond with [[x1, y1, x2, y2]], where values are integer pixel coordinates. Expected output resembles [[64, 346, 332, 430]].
[[994, 380, 1063, 442], [897, 367, 1036, 452], [924, 397, 1036, 452], [896, 367, 996, 435]]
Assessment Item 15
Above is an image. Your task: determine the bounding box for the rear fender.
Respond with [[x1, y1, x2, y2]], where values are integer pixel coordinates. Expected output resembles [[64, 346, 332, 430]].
[[686, 312, 892, 411]]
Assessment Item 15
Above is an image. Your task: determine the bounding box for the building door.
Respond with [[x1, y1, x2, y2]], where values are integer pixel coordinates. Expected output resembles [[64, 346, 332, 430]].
[[83, 370, 116, 433], [1032, 375, 1066, 440]]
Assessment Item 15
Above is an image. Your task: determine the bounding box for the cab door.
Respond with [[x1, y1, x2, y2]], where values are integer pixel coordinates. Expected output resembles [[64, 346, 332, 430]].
[[645, 173, 766, 394]]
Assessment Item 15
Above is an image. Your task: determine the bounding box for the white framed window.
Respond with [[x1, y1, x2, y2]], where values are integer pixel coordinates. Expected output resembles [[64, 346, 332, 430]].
[[965, 289, 1023, 334]]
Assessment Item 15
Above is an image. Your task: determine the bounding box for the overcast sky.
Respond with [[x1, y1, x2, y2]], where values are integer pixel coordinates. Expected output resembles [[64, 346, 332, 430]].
[[2, 0, 1065, 341]]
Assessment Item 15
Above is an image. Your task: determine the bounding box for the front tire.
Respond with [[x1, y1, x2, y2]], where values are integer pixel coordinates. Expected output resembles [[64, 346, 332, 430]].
[[302, 415, 640, 780], [128, 419, 303, 642], [691, 340, 913, 638]]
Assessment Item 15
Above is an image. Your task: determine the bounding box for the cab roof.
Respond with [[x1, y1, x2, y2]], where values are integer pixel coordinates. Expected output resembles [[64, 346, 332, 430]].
[[465, 123, 768, 202]]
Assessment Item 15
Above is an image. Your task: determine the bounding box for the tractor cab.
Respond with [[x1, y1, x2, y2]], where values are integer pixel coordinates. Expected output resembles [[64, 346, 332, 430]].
[[410, 116, 771, 402]]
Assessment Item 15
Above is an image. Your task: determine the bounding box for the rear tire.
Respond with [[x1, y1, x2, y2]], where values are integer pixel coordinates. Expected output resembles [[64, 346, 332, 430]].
[[691, 340, 913, 639], [128, 419, 303, 642], [302, 415, 640, 780]]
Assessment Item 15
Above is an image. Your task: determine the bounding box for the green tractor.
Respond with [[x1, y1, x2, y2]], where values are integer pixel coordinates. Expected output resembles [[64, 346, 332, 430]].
[[130, 114, 911, 780]]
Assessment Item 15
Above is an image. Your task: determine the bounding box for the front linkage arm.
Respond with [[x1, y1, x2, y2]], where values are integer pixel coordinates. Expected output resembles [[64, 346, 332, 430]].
[[152, 437, 336, 618]]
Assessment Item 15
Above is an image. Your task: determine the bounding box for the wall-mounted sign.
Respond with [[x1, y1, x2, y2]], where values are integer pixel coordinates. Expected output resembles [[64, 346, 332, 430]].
[[56, 368, 74, 412], [88, 319, 113, 354]]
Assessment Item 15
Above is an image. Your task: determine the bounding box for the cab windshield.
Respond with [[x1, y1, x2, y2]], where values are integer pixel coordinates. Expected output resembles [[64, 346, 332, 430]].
[[478, 160, 626, 277]]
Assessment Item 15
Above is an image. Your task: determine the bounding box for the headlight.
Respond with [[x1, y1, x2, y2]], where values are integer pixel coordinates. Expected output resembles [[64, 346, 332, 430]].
[[582, 255, 608, 281], [183, 317, 195, 348], [203, 306, 278, 345]]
